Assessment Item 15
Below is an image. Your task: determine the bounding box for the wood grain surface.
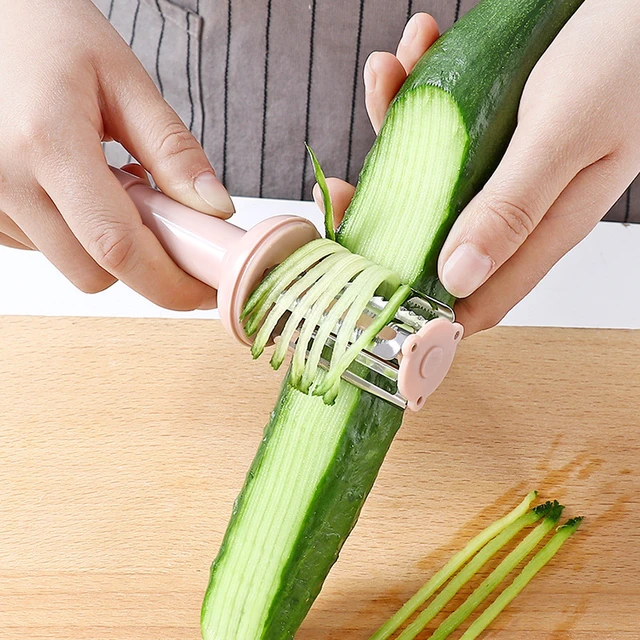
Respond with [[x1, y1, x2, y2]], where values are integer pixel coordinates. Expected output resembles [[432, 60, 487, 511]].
[[0, 317, 638, 639]]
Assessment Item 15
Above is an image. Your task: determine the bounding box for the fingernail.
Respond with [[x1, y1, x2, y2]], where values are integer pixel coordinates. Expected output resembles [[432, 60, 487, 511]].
[[441, 244, 494, 298], [194, 171, 235, 216], [197, 291, 218, 310], [400, 18, 418, 47], [364, 56, 377, 92]]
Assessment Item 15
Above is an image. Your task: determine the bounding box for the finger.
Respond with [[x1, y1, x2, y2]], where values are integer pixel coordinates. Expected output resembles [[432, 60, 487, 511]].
[[0, 232, 31, 250], [364, 52, 407, 134], [8, 186, 116, 292], [0, 209, 36, 249], [438, 122, 588, 299], [454, 154, 633, 336], [35, 132, 218, 310], [313, 178, 356, 228], [396, 13, 440, 74], [100, 60, 234, 218]]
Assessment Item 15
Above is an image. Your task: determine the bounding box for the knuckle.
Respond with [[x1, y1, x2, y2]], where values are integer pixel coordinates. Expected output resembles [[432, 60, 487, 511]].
[[88, 224, 137, 275], [478, 309, 506, 333], [13, 114, 53, 154], [483, 197, 536, 246], [459, 297, 506, 334], [73, 270, 117, 295], [157, 294, 199, 313], [155, 121, 200, 164]]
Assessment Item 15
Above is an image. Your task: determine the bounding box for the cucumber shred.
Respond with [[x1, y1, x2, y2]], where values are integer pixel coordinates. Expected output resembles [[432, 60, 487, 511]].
[[251, 250, 347, 359], [425, 505, 563, 640], [369, 491, 539, 640], [289, 255, 370, 388], [305, 144, 335, 241], [372, 497, 578, 640], [459, 517, 583, 640], [243, 237, 404, 402], [269, 252, 367, 370], [243, 238, 342, 329], [202, 1, 586, 638], [401, 503, 564, 640], [314, 283, 412, 403], [249, 247, 347, 357]]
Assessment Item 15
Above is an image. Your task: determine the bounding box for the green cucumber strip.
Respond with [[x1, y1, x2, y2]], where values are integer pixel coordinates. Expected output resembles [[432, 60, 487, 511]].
[[298, 269, 379, 392], [424, 503, 565, 640], [394, 503, 555, 640], [245, 240, 346, 335], [243, 239, 344, 329], [242, 239, 333, 320], [250, 251, 347, 358], [320, 264, 391, 383], [460, 517, 583, 640], [288, 256, 370, 385], [369, 491, 538, 640], [245, 234, 404, 399], [270, 253, 367, 370], [305, 143, 335, 241], [315, 284, 412, 401]]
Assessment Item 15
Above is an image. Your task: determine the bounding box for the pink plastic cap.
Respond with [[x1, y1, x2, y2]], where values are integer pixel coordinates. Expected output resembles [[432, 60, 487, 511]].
[[398, 318, 464, 411], [217, 216, 320, 345]]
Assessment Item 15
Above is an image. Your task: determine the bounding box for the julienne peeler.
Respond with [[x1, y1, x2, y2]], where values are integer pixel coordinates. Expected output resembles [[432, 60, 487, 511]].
[[112, 165, 463, 411]]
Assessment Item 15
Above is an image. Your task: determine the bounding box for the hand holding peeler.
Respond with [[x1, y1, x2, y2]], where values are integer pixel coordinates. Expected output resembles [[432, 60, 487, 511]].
[[112, 165, 463, 411]]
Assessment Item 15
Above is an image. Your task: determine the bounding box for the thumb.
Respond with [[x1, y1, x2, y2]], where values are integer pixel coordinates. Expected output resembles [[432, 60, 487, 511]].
[[312, 178, 356, 229], [438, 125, 582, 299], [101, 61, 235, 218]]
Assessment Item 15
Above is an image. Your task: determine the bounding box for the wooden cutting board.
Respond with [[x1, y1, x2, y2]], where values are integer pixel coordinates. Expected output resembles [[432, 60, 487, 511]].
[[0, 317, 638, 639]]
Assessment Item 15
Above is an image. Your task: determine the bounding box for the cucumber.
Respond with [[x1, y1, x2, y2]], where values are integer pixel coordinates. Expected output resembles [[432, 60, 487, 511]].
[[201, 1, 585, 638]]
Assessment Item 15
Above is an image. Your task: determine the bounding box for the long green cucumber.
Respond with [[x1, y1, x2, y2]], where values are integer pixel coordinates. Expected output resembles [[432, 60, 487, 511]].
[[201, 1, 584, 638]]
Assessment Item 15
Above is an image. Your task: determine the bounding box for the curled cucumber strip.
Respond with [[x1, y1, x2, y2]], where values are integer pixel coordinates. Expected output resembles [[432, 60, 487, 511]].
[[242, 239, 407, 403], [244, 239, 346, 337], [305, 144, 335, 241], [271, 253, 364, 370], [290, 255, 370, 387], [251, 251, 348, 359], [315, 284, 412, 399]]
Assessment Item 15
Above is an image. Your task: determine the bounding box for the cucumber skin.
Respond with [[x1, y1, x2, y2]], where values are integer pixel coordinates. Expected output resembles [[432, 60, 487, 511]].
[[338, 0, 585, 302], [203, 1, 584, 637]]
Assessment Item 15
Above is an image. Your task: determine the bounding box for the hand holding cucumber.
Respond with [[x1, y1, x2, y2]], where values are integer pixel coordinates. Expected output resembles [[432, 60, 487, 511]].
[[320, 1, 640, 336]]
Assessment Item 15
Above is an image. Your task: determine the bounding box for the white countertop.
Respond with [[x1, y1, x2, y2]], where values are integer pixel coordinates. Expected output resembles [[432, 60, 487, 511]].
[[1, 196, 638, 329]]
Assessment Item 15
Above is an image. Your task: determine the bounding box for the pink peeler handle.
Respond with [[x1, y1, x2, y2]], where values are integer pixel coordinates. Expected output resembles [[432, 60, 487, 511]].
[[111, 166, 320, 344]]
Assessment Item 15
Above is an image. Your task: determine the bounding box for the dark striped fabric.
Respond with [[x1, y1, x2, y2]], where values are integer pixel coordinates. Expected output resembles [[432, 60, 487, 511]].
[[93, 0, 638, 222]]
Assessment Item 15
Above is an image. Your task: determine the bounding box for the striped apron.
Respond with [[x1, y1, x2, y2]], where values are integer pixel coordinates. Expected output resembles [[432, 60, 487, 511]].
[[93, 0, 638, 222]]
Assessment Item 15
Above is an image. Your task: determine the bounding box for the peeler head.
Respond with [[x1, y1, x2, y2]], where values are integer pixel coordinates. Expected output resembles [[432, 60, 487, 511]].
[[231, 226, 462, 412], [217, 216, 320, 344], [293, 291, 463, 411]]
